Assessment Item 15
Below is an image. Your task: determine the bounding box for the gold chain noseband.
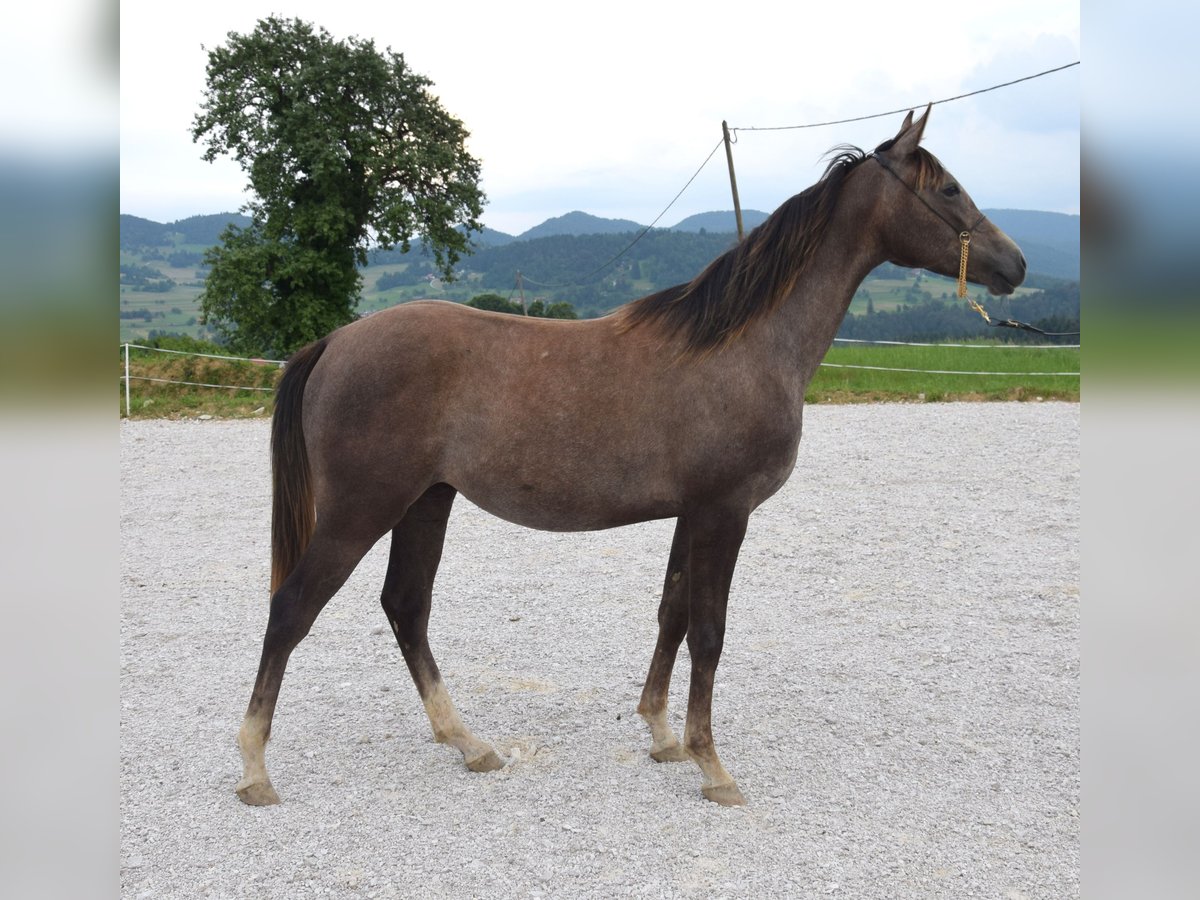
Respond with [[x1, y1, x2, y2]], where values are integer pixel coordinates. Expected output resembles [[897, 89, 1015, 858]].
[[957, 232, 970, 298]]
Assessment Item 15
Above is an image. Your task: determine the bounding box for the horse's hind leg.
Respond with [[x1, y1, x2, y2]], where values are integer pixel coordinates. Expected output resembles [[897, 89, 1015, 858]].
[[637, 517, 691, 762], [381, 483, 503, 773], [237, 517, 383, 805]]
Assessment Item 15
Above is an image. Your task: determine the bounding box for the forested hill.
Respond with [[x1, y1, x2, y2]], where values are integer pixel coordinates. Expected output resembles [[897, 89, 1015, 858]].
[[122, 207, 1077, 281], [370, 208, 1077, 313], [120, 207, 1078, 344], [121, 206, 1078, 321], [519, 211, 645, 240], [464, 207, 1078, 281], [983, 209, 1078, 282], [670, 210, 771, 232], [125, 206, 1075, 264], [120, 213, 252, 249]]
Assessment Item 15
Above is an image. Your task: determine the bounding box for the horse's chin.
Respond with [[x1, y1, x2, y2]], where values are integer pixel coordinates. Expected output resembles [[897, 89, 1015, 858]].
[[986, 275, 1018, 296]]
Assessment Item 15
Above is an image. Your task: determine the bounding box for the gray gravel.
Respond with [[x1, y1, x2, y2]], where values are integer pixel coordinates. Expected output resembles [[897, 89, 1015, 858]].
[[120, 402, 1079, 899]]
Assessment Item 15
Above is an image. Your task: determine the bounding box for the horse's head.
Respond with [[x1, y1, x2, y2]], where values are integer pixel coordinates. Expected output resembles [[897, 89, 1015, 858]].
[[868, 105, 1026, 295]]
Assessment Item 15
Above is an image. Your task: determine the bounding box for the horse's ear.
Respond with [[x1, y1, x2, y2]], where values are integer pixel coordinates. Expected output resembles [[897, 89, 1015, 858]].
[[889, 103, 932, 156]]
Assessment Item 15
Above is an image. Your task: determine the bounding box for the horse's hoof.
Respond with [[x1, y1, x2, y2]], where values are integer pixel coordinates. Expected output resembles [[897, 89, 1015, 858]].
[[465, 748, 504, 772], [236, 778, 281, 806], [649, 743, 690, 763], [701, 782, 746, 807]]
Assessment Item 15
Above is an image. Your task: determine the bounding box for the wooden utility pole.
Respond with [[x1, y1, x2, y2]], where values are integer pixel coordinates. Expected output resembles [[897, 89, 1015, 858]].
[[516, 270, 527, 314], [722, 120, 745, 241]]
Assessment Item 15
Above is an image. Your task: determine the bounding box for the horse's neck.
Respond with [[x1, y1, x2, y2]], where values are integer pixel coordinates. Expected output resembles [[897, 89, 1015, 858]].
[[758, 193, 886, 387]]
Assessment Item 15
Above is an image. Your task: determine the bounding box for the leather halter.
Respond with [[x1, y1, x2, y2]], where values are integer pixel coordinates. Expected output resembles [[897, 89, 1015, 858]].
[[869, 151, 987, 238], [869, 151, 986, 298]]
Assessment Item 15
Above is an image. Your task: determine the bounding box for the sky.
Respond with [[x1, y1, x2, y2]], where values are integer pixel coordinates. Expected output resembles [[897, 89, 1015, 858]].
[[116, 0, 1079, 236]]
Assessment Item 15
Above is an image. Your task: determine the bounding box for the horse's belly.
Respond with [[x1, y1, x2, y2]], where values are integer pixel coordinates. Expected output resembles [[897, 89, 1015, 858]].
[[454, 478, 679, 533]]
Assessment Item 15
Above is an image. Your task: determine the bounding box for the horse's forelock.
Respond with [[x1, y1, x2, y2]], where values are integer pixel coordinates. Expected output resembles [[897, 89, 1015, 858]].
[[910, 148, 946, 191], [871, 137, 946, 191]]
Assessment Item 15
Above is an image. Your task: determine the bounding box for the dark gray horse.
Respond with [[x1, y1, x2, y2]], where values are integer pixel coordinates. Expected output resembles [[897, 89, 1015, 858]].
[[236, 106, 1026, 807]]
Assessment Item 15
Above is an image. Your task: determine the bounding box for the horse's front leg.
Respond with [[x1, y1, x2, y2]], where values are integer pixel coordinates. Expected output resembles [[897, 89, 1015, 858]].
[[682, 506, 748, 806]]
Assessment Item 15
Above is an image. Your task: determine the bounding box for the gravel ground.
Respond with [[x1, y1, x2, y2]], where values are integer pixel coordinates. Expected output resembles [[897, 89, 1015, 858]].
[[120, 402, 1079, 899]]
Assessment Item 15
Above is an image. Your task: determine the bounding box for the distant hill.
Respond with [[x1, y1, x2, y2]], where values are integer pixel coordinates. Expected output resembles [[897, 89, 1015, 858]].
[[985, 209, 1078, 253], [669, 210, 771, 233], [519, 210, 644, 240], [171, 213, 254, 245], [120, 204, 1078, 343], [467, 225, 517, 248], [120, 206, 1078, 280], [120, 212, 252, 250], [984, 209, 1079, 281], [119, 214, 169, 249]]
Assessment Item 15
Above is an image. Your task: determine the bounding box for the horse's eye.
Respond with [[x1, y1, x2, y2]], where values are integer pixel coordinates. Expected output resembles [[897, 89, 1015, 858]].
[[942, 184, 960, 198]]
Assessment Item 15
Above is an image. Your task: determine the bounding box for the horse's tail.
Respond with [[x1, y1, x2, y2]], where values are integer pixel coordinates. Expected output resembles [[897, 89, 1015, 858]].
[[270, 338, 328, 595]]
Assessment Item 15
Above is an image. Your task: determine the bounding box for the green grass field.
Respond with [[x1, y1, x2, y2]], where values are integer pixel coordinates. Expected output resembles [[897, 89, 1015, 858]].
[[807, 340, 1079, 402], [119, 248, 214, 343], [118, 264, 484, 343], [120, 346, 282, 418], [847, 271, 1040, 315]]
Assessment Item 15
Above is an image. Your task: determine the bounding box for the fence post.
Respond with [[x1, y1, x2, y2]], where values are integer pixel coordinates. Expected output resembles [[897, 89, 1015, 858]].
[[124, 343, 131, 418]]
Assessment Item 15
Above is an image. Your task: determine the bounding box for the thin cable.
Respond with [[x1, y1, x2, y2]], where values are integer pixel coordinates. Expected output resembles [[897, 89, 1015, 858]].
[[125, 343, 285, 365], [818, 363, 1079, 377], [125, 375, 276, 392], [516, 60, 1079, 293], [832, 338, 1079, 349], [522, 138, 725, 290], [733, 61, 1080, 133]]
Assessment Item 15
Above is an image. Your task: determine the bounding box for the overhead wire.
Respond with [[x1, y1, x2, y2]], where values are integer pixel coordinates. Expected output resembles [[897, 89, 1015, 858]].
[[731, 61, 1080, 133], [513, 60, 1080, 293], [519, 137, 725, 290]]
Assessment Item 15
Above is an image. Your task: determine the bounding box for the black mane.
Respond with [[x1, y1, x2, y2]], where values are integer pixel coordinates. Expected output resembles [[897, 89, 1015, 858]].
[[618, 146, 872, 356], [618, 140, 947, 356]]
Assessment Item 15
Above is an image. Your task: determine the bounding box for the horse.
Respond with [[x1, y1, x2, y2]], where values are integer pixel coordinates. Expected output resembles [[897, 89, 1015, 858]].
[[235, 105, 1026, 808]]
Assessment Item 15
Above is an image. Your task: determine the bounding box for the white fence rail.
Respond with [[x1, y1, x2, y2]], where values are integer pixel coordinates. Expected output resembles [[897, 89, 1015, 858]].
[[120, 339, 1080, 416], [121, 343, 284, 416]]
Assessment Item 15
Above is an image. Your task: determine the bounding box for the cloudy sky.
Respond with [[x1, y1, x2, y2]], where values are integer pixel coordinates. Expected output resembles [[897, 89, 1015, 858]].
[[118, 0, 1079, 235]]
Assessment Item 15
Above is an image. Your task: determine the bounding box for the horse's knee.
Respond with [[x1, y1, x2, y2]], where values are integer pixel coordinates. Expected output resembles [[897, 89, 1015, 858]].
[[686, 622, 724, 665]]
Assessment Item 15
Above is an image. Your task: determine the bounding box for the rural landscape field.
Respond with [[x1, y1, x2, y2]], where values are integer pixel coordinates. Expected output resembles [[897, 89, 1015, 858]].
[[111, 10, 1088, 899], [119, 207, 1079, 415]]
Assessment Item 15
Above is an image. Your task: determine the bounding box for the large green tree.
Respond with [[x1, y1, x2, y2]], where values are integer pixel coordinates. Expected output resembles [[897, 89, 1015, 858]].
[[192, 16, 485, 356]]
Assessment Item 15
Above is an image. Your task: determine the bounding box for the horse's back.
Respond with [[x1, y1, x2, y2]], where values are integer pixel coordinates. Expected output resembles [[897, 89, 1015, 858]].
[[296, 302, 665, 526], [311, 300, 628, 414], [299, 300, 800, 530]]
